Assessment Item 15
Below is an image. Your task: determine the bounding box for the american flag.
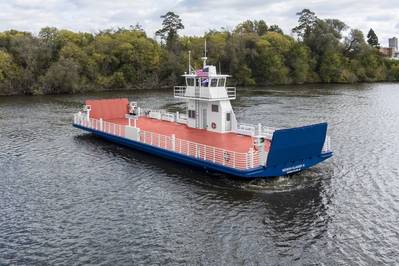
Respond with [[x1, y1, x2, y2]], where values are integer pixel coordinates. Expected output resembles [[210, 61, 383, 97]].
[[201, 78, 209, 86], [195, 69, 208, 77]]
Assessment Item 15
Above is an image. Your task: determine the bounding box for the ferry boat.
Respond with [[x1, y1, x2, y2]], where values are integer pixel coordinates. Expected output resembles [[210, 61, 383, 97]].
[[73, 51, 332, 179]]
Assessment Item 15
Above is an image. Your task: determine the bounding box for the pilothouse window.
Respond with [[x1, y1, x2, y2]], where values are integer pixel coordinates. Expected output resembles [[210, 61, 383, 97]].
[[210, 79, 218, 87], [201, 78, 209, 87], [186, 78, 194, 86]]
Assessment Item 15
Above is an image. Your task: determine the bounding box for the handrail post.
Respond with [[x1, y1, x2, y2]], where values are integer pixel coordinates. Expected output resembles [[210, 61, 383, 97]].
[[171, 134, 175, 151], [213, 147, 216, 163], [249, 148, 254, 168]]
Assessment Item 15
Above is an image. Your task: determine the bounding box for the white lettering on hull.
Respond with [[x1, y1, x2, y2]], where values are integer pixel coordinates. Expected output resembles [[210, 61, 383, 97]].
[[282, 164, 305, 174]]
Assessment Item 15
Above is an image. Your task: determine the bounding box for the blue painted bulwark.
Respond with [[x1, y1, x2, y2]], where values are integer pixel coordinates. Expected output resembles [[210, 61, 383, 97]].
[[73, 123, 332, 179]]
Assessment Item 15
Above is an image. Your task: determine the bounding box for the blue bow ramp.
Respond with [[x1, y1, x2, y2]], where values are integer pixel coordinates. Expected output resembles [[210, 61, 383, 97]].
[[267, 123, 328, 167]]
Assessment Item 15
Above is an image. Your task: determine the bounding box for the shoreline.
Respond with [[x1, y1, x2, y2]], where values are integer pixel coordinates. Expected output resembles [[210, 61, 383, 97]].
[[0, 80, 397, 98]]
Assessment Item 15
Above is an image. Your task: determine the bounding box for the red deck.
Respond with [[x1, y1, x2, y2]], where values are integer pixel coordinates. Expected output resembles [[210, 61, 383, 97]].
[[107, 117, 270, 153], [85, 98, 270, 154]]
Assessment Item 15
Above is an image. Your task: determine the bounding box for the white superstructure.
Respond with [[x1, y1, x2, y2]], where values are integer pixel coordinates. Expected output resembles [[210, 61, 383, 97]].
[[174, 62, 237, 133]]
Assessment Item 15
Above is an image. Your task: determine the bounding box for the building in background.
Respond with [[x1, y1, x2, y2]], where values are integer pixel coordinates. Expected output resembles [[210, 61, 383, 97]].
[[379, 47, 395, 57], [380, 37, 399, 59], [389, 37, 398, 51]]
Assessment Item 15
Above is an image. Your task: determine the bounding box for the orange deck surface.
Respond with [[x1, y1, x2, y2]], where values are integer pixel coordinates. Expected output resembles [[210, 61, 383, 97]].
[[107, 117, 270, 153], [86, 98, 129, 120]]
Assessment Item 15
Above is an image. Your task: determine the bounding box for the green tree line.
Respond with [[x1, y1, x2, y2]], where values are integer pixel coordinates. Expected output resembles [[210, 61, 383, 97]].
[[1, 9, 399, 95]]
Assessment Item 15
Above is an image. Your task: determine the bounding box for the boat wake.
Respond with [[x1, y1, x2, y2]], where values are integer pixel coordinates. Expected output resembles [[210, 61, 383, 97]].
[[237, 169, 325, 193]]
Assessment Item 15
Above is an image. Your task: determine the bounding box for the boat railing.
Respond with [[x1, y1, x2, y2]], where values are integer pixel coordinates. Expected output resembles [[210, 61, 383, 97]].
[[139, 131, 260, 170], [174, 86, 186, 98], [140, 109, 175, 122], [235, 123, 276, 139], [176, 113, 187, 124], [161, 112, 175, 122], [322, 135, 331, 153], [141, 108, 188, 125], [261, 126, 276, 139], [174, 86, 236, 100], [74, 114, 127, 137], [235, 123, 256, 136], [73, 114, 262, 170], [226, 87, 236, 99]]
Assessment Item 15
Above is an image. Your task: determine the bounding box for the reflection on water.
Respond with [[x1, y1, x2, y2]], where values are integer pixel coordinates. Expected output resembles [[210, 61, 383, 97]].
[[0, 83, 398, 265]]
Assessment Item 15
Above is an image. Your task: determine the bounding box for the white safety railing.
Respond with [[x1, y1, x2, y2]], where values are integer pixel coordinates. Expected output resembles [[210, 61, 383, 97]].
[[142, 109, 177, 123], [139, 131, 260, 170], [161, 112, 175, 122], [174, 86, 236, 100], [235, 123, 256, 136], [73, 114, 262, 170], [74, 114, 126, 138], [176, 113, 187, 124], [174, 86, 186, 98], [141, 108, 189, 125], [322, 135, 331, 153], [226, 87, 236, 99], [235, 123, 277, 139], [262, 126, 276, 139]]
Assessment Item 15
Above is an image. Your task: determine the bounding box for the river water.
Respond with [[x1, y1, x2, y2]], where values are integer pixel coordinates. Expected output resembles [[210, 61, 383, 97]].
[[0, 83, 398, 265]]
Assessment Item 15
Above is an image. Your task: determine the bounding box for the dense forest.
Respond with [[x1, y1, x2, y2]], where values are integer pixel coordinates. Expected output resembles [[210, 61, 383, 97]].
[[1, 9, 399, 96]]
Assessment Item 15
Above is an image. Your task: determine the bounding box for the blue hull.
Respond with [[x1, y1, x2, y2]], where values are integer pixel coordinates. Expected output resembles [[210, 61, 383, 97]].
[[73, 123, 332, 180]]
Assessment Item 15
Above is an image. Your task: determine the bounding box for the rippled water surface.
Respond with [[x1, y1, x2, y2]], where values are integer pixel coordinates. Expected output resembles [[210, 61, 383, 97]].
[[1, 83, 399, 265]]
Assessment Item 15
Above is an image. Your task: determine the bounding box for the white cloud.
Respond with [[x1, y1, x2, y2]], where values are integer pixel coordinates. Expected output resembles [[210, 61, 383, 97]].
[[0, 0, 398, 45]]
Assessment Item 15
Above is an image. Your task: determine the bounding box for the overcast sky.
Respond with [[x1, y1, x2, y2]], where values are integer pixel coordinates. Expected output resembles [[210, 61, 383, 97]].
[[0, 0, 398, 45]]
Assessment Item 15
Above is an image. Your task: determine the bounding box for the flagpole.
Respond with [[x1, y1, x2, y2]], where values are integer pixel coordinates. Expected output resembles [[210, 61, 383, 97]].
[[188, 50, 191, 73], [202, 38, 208, 68]]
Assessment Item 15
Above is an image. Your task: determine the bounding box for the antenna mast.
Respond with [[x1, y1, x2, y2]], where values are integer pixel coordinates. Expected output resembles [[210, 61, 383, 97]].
[[204, 39, 207, 57], [188, 50, 191, 73], [201, 38, 207, 68]]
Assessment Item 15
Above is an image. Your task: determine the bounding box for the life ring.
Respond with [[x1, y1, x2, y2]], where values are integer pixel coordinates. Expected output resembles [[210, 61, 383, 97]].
[[224, 151, 230, 162], [211, 122, 216, 129], [253, 139, 258, 151], [253, 137, 265, 151]]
